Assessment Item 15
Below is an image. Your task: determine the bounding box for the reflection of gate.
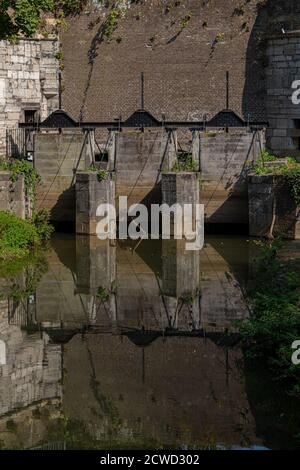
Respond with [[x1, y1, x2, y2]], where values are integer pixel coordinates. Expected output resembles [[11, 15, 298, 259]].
[[6, 128, 35, 160], [8, 297, 36, 327]]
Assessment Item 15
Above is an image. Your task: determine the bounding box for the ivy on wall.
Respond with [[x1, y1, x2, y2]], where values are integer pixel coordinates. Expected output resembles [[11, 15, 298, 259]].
[[0, 0, 89, 40]]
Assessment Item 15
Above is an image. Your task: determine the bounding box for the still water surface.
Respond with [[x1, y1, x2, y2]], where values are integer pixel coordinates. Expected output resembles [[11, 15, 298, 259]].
[[0, 235, 298, 450]]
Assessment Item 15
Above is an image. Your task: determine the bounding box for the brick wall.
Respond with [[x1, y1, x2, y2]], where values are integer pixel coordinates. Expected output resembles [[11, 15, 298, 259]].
[[61, 0, 300, 126]]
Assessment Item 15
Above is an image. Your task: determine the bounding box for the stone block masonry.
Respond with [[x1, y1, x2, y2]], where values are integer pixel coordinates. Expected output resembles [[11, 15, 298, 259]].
[[248, 173, 300, 240], [266, 32, 300, 159], [0, 171, 25, 218], [0, 39, 59, 154]]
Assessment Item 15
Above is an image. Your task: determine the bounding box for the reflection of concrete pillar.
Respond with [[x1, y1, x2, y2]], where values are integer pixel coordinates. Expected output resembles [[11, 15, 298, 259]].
[[162, 239, 200, 299], [76, 236, 116, 296], [0, 339, 6, 365], [161, 240, 201, 331]]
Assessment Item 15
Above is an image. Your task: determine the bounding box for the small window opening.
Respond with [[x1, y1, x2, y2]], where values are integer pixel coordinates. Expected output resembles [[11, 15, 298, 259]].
[[95, 151, 109, 163], [24, 109, 38, 124], [293, 119, 300, 130]]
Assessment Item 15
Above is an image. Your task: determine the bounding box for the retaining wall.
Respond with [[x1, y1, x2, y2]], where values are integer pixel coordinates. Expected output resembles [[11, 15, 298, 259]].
[[248, 173, 300, 239]]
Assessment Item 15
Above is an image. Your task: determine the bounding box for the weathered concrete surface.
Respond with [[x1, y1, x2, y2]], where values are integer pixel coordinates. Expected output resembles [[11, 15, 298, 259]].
[[34, 235, 93, 330], [199, 131, 263, 224], [162, 171, 200, 241], [0, 171, 26, 218], [76, 171, 115, 235], [162, 172, 200, 206], [162, 239, 200, 299], [115, 129, 176, 207], [249, 173, 300, 239], [34, 133, 93, 223], [266, 32, 300, 159], [76, 236, 116, 296], [0, 39, 59, 154]]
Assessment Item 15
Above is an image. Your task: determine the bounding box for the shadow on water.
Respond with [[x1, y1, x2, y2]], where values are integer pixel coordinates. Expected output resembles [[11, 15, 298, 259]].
[[0, 234, 299, 449]]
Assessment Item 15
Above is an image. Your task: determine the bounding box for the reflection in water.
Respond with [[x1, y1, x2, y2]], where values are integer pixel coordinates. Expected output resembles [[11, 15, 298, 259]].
[[0, 234, 292, 449]]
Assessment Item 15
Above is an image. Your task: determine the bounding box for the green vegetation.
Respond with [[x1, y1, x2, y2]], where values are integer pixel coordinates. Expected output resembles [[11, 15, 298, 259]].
[[88, 165, 109, 182], [0, 158, 40, 205], [239, 240, 300, 400], [0, 250, 48, 301], [31, 209, 54, 241], [97, 169, 109, 182], [97, 286, 110, 302], [215, 32, 225, 43], [0, 211, 53, 260], [253, 151, 300, 205], [0, 211, 40, 259], [0, 0, 89, 41], [180, 13, 192, 31], [0, 247, 46, 280], [172, 152, 198, 172], [6, 419, 17, 433], [103, 7, 121, 41], [0, 158, 53, 260]]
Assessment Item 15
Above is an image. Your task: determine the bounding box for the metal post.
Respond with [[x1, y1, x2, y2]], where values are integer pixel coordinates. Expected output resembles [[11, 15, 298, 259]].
[[141, 72, 145, 110], [226, 71, 229, 110], [58, 70, 62, 110]]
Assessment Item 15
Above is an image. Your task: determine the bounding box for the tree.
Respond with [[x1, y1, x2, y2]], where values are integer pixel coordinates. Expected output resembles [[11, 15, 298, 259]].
[[0, 0, 88, 40]]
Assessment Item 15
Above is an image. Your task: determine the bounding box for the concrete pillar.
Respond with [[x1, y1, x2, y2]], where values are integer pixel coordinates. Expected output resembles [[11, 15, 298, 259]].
[[162, 172, 200, 205], [107, 130, 117, 171], [76, 171, 115, 235], [192, 130, 201, 171], [248, 173, 300, 239], [162, 172, 200, 238]]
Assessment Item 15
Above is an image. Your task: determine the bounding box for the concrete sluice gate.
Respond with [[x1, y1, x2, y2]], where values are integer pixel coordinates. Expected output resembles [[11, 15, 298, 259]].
[[0, 233, 279, 450], [32, 127, 263, 228]]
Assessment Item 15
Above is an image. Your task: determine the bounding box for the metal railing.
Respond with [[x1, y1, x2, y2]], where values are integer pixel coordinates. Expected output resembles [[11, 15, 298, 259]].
[[6, 128, 35, 160]]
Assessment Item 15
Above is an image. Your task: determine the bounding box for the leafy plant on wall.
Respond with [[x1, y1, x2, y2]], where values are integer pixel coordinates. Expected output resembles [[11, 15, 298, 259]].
[[0, 0, 89, 40]]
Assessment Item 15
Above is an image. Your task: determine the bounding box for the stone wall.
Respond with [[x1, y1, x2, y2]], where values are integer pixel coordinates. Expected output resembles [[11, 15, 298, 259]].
[[248, 173, 300, 239], [0, 299, 62, 417], [0, 39, 59, 154], [266, 32, 300, 158], [0, 171, 26, 218]]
